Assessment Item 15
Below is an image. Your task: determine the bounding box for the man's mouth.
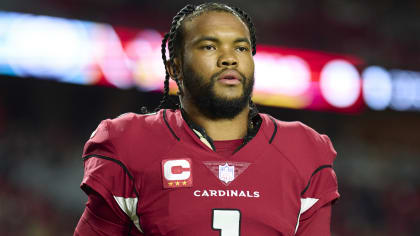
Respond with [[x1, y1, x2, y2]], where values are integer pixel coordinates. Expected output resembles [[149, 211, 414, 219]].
[[217, 70, 242, 85]]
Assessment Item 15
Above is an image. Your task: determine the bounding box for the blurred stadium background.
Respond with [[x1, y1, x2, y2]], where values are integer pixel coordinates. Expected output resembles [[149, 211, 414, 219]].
[[0, 0, 419, 235]]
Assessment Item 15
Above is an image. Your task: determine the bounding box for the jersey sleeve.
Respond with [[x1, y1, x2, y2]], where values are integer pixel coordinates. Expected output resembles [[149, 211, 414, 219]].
[[299, 133, 339, 221], [75, 190, 140, 235], [80, 119, 143, 234]]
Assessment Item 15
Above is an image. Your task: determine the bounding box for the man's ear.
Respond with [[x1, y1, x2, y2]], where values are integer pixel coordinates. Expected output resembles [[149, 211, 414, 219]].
[[165, 57, 183, 81]]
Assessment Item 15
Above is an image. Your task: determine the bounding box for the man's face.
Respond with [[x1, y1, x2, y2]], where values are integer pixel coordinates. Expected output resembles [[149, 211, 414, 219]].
[[178, 11, 255, 119]]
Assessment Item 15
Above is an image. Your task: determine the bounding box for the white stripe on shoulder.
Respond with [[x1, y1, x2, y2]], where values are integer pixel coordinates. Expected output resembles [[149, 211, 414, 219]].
[[113, 196, 143, 233], [294, 197, 319, 234], [300, 197, 319, 214]]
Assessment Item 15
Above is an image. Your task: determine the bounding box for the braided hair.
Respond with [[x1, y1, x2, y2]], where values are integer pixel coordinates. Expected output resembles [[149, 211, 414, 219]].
[[152, 2, 258, 112]]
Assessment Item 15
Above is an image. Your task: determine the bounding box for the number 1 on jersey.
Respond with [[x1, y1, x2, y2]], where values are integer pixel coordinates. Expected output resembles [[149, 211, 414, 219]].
[[212, 209, 241, 236]]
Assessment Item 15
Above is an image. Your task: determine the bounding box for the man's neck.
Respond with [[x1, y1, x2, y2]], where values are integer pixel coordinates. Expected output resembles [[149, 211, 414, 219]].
[[181, 101, 250, 141]]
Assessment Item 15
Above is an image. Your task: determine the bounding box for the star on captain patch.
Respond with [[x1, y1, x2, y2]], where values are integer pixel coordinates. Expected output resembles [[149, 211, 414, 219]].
[[219, 163, 235, 184]]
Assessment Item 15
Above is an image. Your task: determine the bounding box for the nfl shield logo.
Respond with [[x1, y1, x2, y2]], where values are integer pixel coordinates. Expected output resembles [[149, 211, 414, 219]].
[[219, 163, 235, 184]]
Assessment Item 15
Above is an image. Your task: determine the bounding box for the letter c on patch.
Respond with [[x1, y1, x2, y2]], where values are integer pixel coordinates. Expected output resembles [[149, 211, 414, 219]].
[[163, 159, 191, 181]]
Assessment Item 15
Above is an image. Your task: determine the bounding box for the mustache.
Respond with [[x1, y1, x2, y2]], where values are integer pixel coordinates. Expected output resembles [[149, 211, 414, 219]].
[[210, 68, 247, 83]]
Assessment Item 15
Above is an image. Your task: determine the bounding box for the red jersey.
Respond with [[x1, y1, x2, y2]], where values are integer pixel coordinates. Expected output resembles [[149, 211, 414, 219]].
[[77, 109, 339, 235]]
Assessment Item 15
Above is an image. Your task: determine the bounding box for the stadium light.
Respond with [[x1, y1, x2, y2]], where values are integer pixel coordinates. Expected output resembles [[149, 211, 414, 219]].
[[320, 59, 361, 108], [362, 66, 392, 110], [5, 10, 420, 113]]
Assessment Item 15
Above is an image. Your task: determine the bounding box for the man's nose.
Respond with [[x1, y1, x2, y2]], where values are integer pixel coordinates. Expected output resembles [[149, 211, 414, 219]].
[[218, 50, 238, 68]]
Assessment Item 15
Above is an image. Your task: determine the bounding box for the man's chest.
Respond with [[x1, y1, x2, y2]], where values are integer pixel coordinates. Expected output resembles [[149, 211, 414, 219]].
[[131, 144, 303, 236]]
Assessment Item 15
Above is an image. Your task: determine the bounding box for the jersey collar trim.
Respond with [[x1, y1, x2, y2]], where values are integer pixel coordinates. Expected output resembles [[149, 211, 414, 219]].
[[179, 108, 262, 152]]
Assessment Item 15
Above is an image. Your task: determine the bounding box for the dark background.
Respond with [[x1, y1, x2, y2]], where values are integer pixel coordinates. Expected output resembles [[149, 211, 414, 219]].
[[0, 0, 419, 235]]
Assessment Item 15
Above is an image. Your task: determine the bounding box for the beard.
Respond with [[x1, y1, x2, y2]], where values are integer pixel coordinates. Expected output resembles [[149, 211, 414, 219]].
[[181, 64, 254, 120]]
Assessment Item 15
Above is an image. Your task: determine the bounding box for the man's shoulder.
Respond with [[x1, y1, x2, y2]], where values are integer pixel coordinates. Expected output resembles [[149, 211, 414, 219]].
[[259, 113, 337, 178], [106, 109, 181, 133], [259, 113, 315, 141], [105, 111, 162, 133], [84, 110, 177, 155], [83, 109, 181, 172], [260, 113, 329, 148]]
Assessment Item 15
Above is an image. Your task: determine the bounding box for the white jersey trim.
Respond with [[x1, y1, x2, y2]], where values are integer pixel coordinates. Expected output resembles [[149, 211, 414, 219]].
[[294, 197, 319, 234], [193, 129, 214, 150], [113, 196, 143, 233]]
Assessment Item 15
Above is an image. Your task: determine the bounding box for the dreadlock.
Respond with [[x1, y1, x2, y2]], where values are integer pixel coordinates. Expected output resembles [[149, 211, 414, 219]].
[[151, 2, 258, 113]]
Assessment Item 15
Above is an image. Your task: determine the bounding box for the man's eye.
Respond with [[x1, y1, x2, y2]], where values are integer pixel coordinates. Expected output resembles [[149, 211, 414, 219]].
[[236, 46, 249, 52], [203, 45, 216, 50]]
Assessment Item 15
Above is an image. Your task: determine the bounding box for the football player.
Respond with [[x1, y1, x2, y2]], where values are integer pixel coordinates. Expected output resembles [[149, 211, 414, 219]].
[[74, 2, 339, 235]]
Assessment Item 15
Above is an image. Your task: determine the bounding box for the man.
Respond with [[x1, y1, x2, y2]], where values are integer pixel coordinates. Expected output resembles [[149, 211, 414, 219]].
[[75, 3, 339, 235]]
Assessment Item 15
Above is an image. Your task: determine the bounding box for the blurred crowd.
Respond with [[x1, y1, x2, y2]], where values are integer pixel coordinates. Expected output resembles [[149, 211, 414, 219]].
[[0, 117, 85, 235]]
